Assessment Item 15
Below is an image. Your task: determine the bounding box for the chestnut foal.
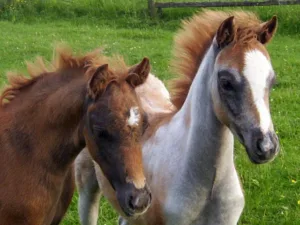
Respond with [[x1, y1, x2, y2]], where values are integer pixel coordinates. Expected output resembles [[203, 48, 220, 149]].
[[0, 47, 151, 225]]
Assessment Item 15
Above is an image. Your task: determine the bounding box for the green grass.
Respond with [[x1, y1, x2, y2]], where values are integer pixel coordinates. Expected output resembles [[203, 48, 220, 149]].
[[0, 1, 300, 224]]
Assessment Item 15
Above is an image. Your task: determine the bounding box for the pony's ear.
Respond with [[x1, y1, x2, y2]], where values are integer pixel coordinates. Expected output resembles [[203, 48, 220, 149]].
[[126, 57, 150, 87], [216, 16, 236, 49], [258, 16, 277, 44], [87, 64, 109, 99]]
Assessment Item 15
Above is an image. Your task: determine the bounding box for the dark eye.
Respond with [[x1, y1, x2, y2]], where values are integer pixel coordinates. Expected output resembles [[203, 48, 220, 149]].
[[98, 130, 110, 138], [220, 78, 234, 91], [218, 71, 237, 92], [93, 127, 114, 142]]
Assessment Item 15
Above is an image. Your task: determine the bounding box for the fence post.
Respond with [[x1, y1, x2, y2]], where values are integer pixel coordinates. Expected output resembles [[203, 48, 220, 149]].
[[148, 0, 156, 18]]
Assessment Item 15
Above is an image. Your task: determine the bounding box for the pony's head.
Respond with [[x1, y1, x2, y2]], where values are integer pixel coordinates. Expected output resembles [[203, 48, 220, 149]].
[[211, 15, 279, 164], [83, 58, 151, 216]]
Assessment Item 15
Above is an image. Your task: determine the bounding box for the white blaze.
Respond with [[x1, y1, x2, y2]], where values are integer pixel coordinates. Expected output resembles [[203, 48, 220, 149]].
[[127, 106, 140, 127], [243, 49, 272, 133]]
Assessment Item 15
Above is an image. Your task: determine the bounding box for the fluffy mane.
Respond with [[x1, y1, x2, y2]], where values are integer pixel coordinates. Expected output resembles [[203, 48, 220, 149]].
[[170, 10, 262, 110], [0, 46, 128, 105]]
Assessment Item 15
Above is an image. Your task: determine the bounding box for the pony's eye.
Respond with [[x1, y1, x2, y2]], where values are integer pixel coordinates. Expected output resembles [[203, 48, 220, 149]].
[[99, 130, 114, 142], [94, 127, 114, 141], [220, 78, 234, 92], [97, 130, 110, 139]]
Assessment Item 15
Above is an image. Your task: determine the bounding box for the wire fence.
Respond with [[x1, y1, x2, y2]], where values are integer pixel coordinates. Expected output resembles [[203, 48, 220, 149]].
[[148, 0, 300, 17]]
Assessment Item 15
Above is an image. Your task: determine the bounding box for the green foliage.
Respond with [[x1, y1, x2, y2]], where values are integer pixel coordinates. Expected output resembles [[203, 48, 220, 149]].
[[0, 1, 299, 224], [0, 0, 148, 22], [1, 0, 300, 35]]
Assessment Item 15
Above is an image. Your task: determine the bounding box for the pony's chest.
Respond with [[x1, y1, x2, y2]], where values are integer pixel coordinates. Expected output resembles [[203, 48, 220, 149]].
[[163, 186, 209, 225]]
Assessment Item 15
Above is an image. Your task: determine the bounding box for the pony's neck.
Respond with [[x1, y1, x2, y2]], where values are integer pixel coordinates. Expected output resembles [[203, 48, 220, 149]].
[[178, 41, 234, 185], [8, 69, 87, 170]]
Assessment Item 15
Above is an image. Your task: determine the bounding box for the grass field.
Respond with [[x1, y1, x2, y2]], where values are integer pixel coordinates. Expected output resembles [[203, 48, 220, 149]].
[[0, 0, 300, 224]]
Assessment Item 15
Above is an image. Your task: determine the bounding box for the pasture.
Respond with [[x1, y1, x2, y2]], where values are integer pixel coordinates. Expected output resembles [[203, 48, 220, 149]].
[[0, 0, 299, 224]]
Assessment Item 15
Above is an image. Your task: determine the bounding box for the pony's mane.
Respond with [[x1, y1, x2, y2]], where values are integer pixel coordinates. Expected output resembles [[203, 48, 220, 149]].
[[170, 10, 262, 110], [0, 46, 128, 105]]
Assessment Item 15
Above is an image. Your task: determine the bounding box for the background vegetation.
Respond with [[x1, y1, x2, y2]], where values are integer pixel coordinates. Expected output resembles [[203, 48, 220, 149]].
[[0, 0, 299, 224]]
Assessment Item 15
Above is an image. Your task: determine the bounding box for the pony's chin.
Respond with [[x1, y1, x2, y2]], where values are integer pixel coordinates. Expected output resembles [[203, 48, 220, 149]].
[[120, 206, 149, 218], [245, 148, 277, 164], [248, 154, 269, 164], [131, 205, 151, 217]]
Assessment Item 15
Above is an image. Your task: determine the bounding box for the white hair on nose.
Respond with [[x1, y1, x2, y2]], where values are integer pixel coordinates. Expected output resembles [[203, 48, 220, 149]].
[[243, 49, 272, 133], [127, 106, 140, 127]]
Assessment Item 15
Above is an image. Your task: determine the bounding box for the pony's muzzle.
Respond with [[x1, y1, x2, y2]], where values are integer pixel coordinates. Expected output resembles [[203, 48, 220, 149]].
[[257, 132, 279, 154], [247, 130, 279, 164], [126, 184, 152, 215], [117, 183, 152, 217]]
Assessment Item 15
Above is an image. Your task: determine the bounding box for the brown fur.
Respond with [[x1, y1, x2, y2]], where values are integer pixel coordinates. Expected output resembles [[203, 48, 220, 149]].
[[0, 46, 149, 225], [0, 46, 128, 106], [169, 10, 262, 110], [84, 80, 149, 188]]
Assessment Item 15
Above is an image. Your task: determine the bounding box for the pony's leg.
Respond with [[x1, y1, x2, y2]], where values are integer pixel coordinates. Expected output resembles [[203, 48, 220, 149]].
[[75, 149, 102, 225], [78, 178, 102, 225], [51, 166, 75, 225]]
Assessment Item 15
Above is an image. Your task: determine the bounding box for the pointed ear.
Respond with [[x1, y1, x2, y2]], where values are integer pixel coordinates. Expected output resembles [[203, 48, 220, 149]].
[[87, 64, 109, 99], [126, 57, 150, 87], [258, 16, 277, 44], [216, 16, 236, 49]]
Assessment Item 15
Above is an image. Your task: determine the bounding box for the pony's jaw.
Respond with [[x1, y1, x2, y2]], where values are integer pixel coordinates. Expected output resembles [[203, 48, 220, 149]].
[[85, 132, 151, 217]]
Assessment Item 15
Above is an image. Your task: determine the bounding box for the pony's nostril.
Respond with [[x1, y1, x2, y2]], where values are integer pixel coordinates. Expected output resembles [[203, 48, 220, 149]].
[[149, 192, 152, 203], [128, 195, 135, 210], [256, 139, 264, 155], [256, 139, 269, 156], [256, 135, 276, 159]]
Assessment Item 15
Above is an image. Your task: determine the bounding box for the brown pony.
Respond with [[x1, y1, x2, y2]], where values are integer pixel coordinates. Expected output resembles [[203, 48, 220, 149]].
[[0, 47, 151, 225]]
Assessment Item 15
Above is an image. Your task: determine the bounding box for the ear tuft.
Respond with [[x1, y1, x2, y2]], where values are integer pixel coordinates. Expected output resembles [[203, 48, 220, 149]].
[[216, 16, 236, 49], [258, 15, 278, 44], [126, 57, 150, 87], [87, 64, 109, 99]]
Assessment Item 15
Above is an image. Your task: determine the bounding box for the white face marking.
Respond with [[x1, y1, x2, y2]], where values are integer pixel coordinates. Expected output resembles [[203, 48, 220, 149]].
[[243, 49, 272, 133], [126, 176, 145, 189], [127, 106, 140, 127]]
